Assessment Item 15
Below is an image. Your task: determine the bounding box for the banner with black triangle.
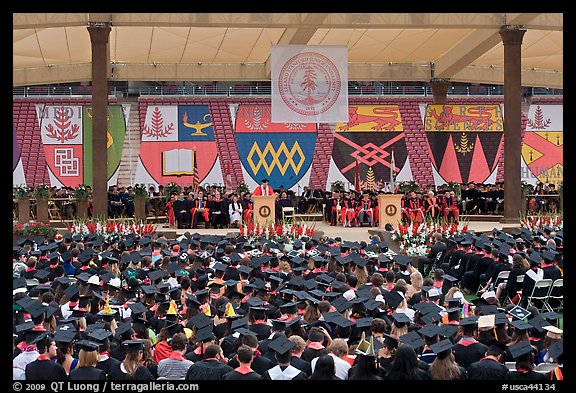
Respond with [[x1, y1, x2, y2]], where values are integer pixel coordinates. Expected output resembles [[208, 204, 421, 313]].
[[424, 104, 504, 185]]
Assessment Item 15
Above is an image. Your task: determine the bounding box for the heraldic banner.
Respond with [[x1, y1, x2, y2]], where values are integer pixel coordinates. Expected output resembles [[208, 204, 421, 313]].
[[236, 104, 317, 191], [36, 104, 127, 188], [330, 105, 409, 191], [13, 123, 27, 186], [424, 104, 504, 186], [135, 104, 219, 188], [271, 45, 348, 123], [521, 104, 563, 187]]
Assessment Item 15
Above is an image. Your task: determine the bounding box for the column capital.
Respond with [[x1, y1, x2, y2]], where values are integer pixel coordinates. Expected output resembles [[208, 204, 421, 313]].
[[499, 25, 526, 46], [87, 23, 112, 43]]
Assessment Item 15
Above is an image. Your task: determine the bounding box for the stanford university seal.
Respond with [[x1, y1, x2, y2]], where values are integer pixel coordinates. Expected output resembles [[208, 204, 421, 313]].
[[278, 52, 341, 116]]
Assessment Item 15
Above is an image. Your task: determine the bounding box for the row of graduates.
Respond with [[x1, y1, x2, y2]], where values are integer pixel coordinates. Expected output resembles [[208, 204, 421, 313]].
[[13, 229, 562, 381]]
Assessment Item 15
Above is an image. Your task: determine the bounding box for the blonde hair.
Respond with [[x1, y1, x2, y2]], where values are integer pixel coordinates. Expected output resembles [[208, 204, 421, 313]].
[[353, 266, 368, 287], [289, 335, 306, 354], [277, 261, 291, 273], [390, 324, 408, 338], [78, 349, 98, 368], [410, 271, 423, 290], [327, 338, 349, 357], [429, 352, 462, 380]]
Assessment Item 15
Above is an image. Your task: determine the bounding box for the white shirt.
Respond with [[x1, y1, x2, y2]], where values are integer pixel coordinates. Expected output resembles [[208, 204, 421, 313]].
[[311, 353, 351, 380]]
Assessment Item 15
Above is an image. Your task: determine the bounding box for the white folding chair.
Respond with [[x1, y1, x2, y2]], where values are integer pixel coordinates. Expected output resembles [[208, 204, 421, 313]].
[[494, 270, 510, 288], [505, 361, 517, 371], [545, 278, 563, 312], [526, 278, 554, 312], [282, 206, 294, 223], [534, 363, 557, 373], [504, 274, 525, 305]]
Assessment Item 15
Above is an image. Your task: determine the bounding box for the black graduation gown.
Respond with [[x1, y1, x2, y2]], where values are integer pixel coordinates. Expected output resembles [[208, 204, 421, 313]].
[[68, 366, 107, 380], [466, 358, 509, 380], [301, 347, 327, 363], [96, 356, 121, 376], [453, 341, 488, 369], [185, 359, 234, 380], [220, 334, 239, 358], [248, 322, 272, 341], [228, 355, 275, 375], [107, 362, 154, 380], [222, 369, 262, 380], [505, 370, 547, 381], [290, 356, 312, 377], [25, 359, 68, 380]]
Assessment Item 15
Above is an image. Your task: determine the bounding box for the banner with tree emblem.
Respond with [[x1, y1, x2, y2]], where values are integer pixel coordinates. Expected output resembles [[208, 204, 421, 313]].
[[521, 104, 563, 187], [235, 103, 317, 191], [424, 104, 504, 186], [328, 105, 409, 191], [271, 45, 348, 123], [135, 104, 220, 188]]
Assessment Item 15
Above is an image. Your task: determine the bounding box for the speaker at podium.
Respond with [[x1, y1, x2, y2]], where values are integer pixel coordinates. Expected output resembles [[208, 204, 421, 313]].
[[377, 194, 403, 229], [253, 195, 276, 226]]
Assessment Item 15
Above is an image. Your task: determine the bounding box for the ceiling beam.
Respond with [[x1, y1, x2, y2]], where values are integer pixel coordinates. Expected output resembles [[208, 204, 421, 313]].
[[451, 65, 563, 89], [14, 13, 563, 30], [264, 13, 329, 77], [434, 13, 541, 79]]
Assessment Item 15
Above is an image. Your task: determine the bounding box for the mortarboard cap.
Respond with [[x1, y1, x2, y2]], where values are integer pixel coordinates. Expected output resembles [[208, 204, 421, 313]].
[[355, 317, 374, 329], [87, 328, 113, 343], [33, 269, 50, 281], [507, 305, 532, 321], [547, 339, 563, 359], [195, 326, 216, 343], [268, 334, 295, 355], [188, 313, 213, 330], [31, 332, 53, 345], [128, 302, 148, 315], [542, 325, 563, 340], [15, 321, 35, 333], [383, 333, 399, 349], [54, 329, 77, 344], [430, 339, 454, 359], [399, 330, 424, 349], [231, 316, 249, 331], [76, 340, 99, 352], [418, 324, 440, 339], [323, 312, 355, 328], [527, 315, 551, 333], [508, 340, 532, 359], [383, 290, 404, 310], [510, 319, 532, 333], [25, 302, 48, 319], [115, 323, 135, 338], [438, 324, 458, 338], [477, 314, 496, 330], [391, 312, 411, 326], [458, 316, 478, 327], [540, 311, 561, 322], [123, 339, 144, 351]]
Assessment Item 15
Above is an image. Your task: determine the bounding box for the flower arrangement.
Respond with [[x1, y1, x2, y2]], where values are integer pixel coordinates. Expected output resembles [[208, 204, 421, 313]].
[[14, 184, 32, 200], [13, 221, 58, 238], [397, 180, 420, 195], [331, 180, 345, 192], [163, 182, 182, 199], [236, 181, 250, 196], [67, 217, 156, 242], [444, 181, 461, 199], [133, 183, 148, 199], [74, 184, 91, 199], [520, 213, 563, 234], [392, 218, 468, 256], [34, 184, 51, 200], [239, 221, 315, 242]]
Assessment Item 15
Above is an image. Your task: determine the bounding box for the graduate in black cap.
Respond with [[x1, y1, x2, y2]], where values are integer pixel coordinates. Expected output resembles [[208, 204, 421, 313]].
[[222, 344, 263, 380], [68, 340, 107, 380], [428, 339, 467, 380], [452, 316, 487, 369], [25, 333, 68, 380], [466, 340, 509, 380], [88, 328, 121, 376], [108, 339, 154, 380], [185, 343, 233, 380], [505, 340, 547, 381], [262, 334, 307, 380], [227, 332, 275, 376]]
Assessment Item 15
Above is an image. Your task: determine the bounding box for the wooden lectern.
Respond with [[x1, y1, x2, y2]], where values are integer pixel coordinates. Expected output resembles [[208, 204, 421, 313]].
[[253, 195, 276, 226], [377, 194, 403, 229]]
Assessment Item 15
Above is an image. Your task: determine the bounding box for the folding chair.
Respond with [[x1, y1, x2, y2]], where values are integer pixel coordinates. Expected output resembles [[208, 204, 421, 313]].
[[282, 206, 294, 224], [545, 278, 563, 312], [504, 274, 524, 305], [526, 279, 554, 313], [534, 363, 557, 373], [505, 362, 517, 371]]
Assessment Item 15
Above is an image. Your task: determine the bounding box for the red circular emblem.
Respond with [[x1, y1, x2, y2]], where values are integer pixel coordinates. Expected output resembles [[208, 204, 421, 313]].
[[278, 52, 341, 116]]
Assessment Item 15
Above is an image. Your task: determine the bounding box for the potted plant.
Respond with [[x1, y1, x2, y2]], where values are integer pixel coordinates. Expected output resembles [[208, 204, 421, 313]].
[[163, 182, 182, 201], [133, 183, 148, 221], [14, 184, 32, 224], [330, 180, 345, 193], [34, 184, 51, 223], [236, 181, 249, 196], [74, 184, 91, 219], [397, 180, 420, 195], [13, 221, 58, 245], [520, 181, 531, 216], [445, 181, 461, 199]]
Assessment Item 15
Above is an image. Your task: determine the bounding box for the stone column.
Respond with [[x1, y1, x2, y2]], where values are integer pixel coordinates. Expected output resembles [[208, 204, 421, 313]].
[[499, 26, 526, 224], [430, 78, 450, 104], [88, 22, 112, 218]]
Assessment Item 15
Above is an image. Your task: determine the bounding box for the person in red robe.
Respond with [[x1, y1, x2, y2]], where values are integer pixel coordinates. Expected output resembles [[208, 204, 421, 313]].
[[356, 193, 375, 226], [165, 193, 176, 228], [252, 179, 274, 196], [442, 190, 460, 223], [424, 190, 442, 220]]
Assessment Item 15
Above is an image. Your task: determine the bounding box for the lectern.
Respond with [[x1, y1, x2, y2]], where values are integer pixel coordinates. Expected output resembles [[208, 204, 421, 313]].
[[253, 195, 276, 226], [377, 194, 403, 229]]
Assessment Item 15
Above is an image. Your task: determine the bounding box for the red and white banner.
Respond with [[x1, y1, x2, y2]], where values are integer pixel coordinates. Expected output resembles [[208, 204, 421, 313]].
[[271, 45, 348, 123]]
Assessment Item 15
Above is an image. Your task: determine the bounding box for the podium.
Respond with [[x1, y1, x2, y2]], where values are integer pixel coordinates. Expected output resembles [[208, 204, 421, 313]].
[[377, 194, 403, 229], [253, 195, 276, 226]]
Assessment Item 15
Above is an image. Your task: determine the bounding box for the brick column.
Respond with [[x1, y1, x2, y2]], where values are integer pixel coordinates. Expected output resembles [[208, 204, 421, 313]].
[[88, 22, 112, 218], [499, 26, 526, 224]]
